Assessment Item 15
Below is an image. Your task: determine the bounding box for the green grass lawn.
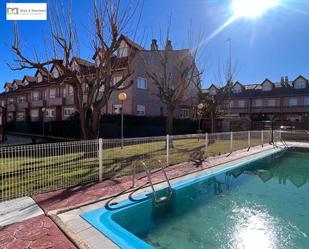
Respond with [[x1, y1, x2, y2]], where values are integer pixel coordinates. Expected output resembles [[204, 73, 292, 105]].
[[0, 137, 262, 201]]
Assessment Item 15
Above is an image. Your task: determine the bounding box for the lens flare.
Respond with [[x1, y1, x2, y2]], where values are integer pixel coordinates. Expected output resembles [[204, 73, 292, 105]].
[[232, 0, 279, 18]]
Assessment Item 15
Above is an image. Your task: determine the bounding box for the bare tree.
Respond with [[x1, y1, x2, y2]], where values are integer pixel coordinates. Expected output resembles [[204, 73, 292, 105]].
[[199, 39, 238, 133], [198, 87, 227, 133], [8, 0, 143, 139], [145, 36, 202, 136]]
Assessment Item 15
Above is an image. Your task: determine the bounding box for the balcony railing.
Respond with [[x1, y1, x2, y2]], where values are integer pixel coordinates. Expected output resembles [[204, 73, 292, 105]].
[[31, 100, 45, 108], [228, 107, 249, 114], [251, 106, 281, 113], [64, 96, 74, 105], [18, 102, 29, 109], [7, 104, 16, 112], [222, 104, 309, 115], [47, 97, 63, 106], [281, 105, 309, 112]]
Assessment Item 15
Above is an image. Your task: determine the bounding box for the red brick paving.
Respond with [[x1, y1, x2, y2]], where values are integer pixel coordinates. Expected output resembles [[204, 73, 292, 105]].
[[33, 161, 201, 213], [34, 146, 271, 213], [1, 161, 204, 249], [0, 215, 76, 249]]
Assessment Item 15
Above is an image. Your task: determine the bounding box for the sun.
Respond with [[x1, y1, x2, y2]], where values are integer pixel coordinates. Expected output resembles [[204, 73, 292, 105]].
[[232, 0, 279, 18]]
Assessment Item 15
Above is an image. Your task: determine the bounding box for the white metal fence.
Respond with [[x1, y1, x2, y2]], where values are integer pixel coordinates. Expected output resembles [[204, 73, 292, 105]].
[[0, 130, 279, 201]]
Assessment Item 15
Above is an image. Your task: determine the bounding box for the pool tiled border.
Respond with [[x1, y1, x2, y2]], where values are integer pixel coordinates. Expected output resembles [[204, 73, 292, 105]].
[[80, 146, 283, 249], [55, 143, 290, 249]]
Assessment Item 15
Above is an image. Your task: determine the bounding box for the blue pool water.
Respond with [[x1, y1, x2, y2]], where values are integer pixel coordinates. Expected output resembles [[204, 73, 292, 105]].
[[82, 148, 309, 249]]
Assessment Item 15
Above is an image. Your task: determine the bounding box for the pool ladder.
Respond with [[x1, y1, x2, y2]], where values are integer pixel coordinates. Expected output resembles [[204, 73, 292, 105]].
[[273, 139, 288, 149], [132, 159, 173, 204], [273, 139, 289, 158]]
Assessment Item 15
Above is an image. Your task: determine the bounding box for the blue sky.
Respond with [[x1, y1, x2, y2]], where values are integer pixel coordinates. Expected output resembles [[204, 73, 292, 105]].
[[1, 0, 309, 89]]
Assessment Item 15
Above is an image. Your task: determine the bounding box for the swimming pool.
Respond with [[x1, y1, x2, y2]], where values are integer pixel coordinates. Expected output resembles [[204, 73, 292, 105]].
[[82, 147, 309, 249]]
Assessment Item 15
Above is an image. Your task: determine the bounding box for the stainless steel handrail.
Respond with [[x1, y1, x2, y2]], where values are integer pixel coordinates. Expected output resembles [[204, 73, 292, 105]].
[[132, 159, 173, 203]]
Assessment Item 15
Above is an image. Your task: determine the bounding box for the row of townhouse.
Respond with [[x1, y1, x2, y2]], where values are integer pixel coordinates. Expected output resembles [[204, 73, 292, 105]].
[[0, 35, 199, 123], [205, 75, 309, 122]]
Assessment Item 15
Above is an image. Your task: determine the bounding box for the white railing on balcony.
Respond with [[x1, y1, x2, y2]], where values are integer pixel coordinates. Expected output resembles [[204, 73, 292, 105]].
[[0, 130, 281, 201]]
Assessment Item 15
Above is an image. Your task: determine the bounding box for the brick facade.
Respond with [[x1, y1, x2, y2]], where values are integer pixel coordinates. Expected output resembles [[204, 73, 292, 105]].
[[0, 36, 199, 123], [204, 75, 309, 123]]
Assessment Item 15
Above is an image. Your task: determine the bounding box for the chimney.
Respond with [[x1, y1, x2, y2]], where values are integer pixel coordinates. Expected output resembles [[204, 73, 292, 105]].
[[281, 76, 284, 84], [151, 39, 158, 51], [285, 76, 289, 84], [165, 40, 173, 51]]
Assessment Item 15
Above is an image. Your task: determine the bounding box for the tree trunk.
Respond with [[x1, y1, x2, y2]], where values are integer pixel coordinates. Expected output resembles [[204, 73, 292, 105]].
[[80, 109, 101, 140], [210, 111, 215, 133]]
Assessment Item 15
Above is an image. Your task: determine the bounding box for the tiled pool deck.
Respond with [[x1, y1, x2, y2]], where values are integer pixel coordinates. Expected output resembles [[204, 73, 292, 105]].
[[0, 215, 76, 249], [0, 142, 295, 249]]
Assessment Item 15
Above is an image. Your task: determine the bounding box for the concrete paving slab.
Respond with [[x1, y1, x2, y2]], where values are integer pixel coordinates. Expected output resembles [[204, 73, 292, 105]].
[[0, 196, 44, 227]]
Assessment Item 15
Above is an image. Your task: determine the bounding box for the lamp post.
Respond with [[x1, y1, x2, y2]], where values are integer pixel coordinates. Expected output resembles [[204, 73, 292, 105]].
[[118, 93, 127, 149], [197, 103, 204, 133], [41, 107, 46, 136]]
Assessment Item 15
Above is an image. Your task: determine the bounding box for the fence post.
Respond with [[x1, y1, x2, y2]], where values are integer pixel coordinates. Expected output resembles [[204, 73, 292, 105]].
[[248, 130, 251, 148], [99, 138, 103, 182], [166, 134, 169, 166], [205, 133, 208, 159], [230, 131, 233, 152], [261, 130, 264, 147]]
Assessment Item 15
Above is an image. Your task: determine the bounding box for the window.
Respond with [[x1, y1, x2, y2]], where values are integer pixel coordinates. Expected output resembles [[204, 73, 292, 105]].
[[1, 100, 5, 107], [118, 47, 129, 57], [64, 107, 75, 117], [304, 97, 309, 106], [289, 98, 297, 106], [7, 112, 14, 121], [136, 105, 145, 116], [262, 83, 272, 91], [63, 87, 67, 97], [160, 107, 164, 116], [49, 88, 56, 99], [16, 112, 25, 121], [137, 77, 147, 89], [8, 98, 14, 104], [229, 100, 235, 108], [30, 109, 39, 117], [233, 88, 241, 94], [179, 108, 190, 119], [295, 82, 306, 89], [37, 73, 43, 83], [52, 67, 60, 78], [255, 99, 263, 107], [238, 100, 246, 108], [45, 108, 56, 118], [113, 76, 123, 88], [117, 41, 129, 57], [68, 86, 74, 96], [267, 99, 276, 107], [113, 104, 122, 114], [32, 92, 39, 101], [19, 96, 26, 103]]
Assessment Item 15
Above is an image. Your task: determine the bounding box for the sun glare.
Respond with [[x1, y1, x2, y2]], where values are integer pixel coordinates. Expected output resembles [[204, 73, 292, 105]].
[[232, 0, 279, 18]]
